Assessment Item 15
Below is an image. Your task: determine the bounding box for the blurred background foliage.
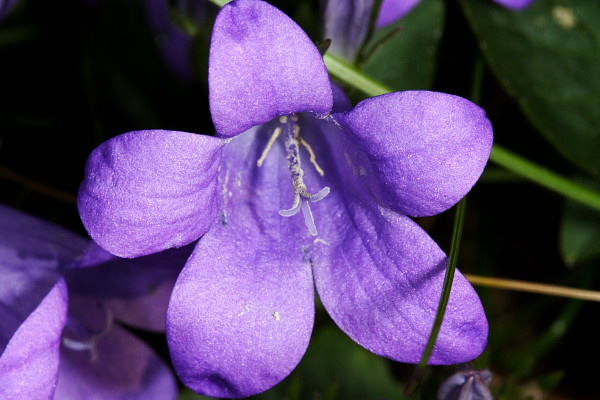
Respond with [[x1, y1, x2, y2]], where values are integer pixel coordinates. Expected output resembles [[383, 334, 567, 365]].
[[1, 0, 599, 398]]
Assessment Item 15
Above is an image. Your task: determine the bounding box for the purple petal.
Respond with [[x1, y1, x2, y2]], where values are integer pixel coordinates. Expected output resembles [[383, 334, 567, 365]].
[[324, 0, 374, 61], [78, 129, 225, 258], [335, 91, 493, 217], [331, 81, 354, 113], [296, 118, 488, 364], [65, 242, 193, 331], [56, 298, 178, 400], [167, 128, 315, 398], [492, 0, 537, 10], [0, 279, 68, 399], [0, 204, 86, 353], [209, 0, 333, 138], [376, 0, 421, 28]]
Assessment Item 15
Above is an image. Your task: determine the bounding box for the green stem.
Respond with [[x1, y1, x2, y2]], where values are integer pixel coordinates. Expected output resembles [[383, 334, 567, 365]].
[[424, 197, 467, 366], [324, 53, 392, 96], [490, 146, 600, 212], [325, 53, 600, 212], [405, 198, 468, 396]]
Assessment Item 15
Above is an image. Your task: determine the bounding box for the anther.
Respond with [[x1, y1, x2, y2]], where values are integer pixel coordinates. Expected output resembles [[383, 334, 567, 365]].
[[299, 137, 324, 176], [257, 127, 281, 167]]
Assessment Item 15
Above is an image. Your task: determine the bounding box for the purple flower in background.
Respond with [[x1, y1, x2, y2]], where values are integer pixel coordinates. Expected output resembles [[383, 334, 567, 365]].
[[438, 367, 493, 400], [78, 0, 492, 397], [0, 204, 186, 399], [492, 0, 537, 10], [144, 0, 206, 81], [0, 0, 18, 21], [324, 0, 538, 62], [324, 0, 421, 61]]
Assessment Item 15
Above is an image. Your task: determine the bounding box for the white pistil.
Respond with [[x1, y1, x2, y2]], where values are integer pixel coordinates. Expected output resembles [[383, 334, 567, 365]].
[[277, 116, 330, 236], [255, 115, 330, 236]]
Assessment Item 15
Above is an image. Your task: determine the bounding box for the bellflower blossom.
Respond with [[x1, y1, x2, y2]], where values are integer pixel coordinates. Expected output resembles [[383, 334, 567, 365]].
[[0, 204, 185, 399], [78, 0, 493, 397]]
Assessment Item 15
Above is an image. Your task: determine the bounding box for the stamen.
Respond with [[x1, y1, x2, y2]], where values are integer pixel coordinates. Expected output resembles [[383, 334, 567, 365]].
[[277, 116, 330, 236], [299, 137, 325, 176], [257, 127, 282, 167]]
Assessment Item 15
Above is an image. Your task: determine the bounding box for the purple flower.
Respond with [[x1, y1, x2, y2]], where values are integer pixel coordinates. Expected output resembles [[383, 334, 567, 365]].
[[144, 0, 206, 81], [0, 0, 18, 21], [438, 368, 493, 400], [324, 0, 421, 61], [0, 204, 185, 399], [78, 0, 493, 397], [324, 0, 539, 62], [491, 0, 537, 10]]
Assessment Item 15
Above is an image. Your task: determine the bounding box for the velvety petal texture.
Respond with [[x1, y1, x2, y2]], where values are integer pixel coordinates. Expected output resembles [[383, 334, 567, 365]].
[[0, 280, 68, 400], [492, 0, 537, 10], [209, 0, 333, 138], [298, 115, 488, 364], [167, 128, 315, 398], [335, 91, 493, 217], [376, 0, 421, 28], [66, 242, 193, 331], [324, 0, 374, 61], [78, 129, 225, 258], [56, 296, 178, 400]]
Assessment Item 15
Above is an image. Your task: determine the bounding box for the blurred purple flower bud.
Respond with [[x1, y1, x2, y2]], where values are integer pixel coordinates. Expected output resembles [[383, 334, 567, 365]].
[[0, 0, 18, 21], [492, 0, 537, 10], [438, 368, 494, 400], [324, 0, 421, 61], [144, 0, 206, 81]]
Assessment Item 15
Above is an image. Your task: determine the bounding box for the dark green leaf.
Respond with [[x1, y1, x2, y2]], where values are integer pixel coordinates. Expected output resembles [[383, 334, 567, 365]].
[[293, 326, 405, 400], [461, 0, 600, 174], [560, 178, 600, 265], [359, 0, 444, 91]]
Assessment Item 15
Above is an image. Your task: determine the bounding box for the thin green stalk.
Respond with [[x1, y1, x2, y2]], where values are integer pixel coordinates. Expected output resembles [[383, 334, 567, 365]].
[[424, 197, 467, 366], [405, 198, 468, 396], [469, 56, 485, 105], [325, 53, 600, 213], [324, 53, 392, 96], [363, 0, 383, 52], [490, 145, 600, 212]]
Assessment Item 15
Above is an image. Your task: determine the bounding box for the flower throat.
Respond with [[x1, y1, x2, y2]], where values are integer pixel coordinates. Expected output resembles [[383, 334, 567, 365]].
[[257, 115, 330, 236]]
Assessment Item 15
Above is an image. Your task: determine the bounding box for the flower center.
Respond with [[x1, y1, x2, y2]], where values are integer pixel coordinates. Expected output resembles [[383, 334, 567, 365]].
[[61, 303, 113, 362], [257, 115, 330, 236]]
